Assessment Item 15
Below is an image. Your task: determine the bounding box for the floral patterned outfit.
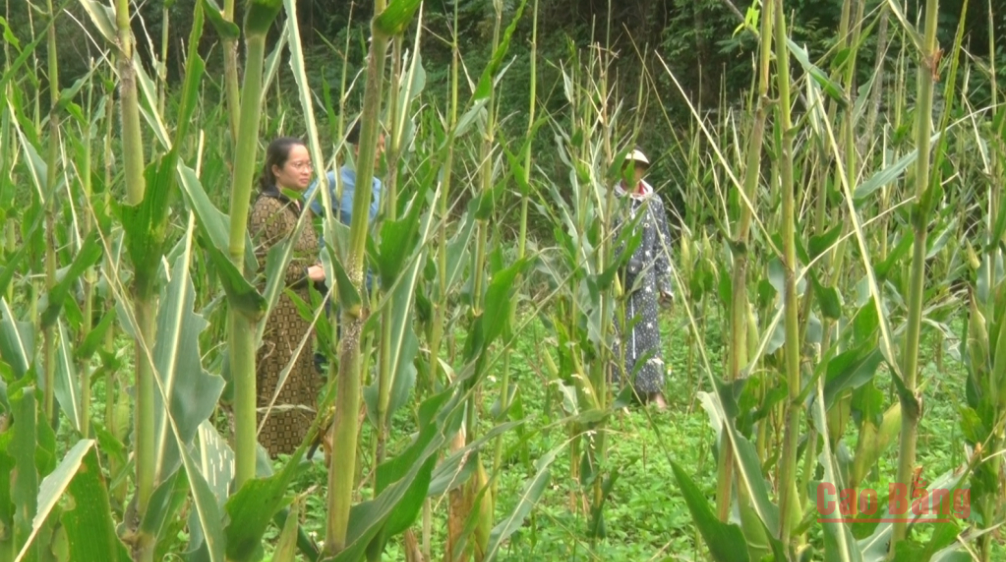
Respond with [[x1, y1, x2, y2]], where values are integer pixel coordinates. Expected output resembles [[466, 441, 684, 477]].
[[612, 180, 675, 396], [248, 188, 322, 456]]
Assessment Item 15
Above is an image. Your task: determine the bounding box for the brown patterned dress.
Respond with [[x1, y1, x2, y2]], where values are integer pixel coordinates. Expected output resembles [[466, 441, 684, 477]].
[[248, 191, 322, 457]]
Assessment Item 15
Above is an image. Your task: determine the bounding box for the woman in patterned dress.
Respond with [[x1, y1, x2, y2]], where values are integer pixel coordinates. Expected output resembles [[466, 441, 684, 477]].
[[612, 149, 675, 409], [249, 137, 326, 456]]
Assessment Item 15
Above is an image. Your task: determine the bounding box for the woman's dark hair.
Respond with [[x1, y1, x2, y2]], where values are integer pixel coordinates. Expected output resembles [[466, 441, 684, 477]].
[[257, 136, 306, 193], [345, 120, 362, 145]]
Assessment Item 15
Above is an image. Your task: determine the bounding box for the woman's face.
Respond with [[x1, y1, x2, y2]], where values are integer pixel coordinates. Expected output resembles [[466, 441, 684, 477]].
[[272, 144, 312, 190], [633, 163, 648, 185]]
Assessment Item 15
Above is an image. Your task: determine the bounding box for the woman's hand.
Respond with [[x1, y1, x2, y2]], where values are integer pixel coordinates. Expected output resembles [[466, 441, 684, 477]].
[[659, 291, 674, 308], [307, 265, 326, 282]]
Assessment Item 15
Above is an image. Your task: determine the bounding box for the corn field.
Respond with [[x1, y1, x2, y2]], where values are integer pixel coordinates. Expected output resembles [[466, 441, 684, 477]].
[[0, 0, 1003, 560]]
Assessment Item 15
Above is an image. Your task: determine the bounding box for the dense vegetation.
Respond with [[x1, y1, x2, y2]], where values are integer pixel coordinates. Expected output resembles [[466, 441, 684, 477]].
[[1, 0, 1005, 561]]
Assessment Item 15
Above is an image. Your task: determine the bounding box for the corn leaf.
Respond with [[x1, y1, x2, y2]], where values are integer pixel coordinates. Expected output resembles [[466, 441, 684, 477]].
[[671, 460, 750, 562], [698, 390, 780, 536], [150, 231, 226, 484], [14, 439, 94, 562], [823, 345, 885, 411], [853, 133, 941, 201], [0, 298, 34, 379], [272, 500, 301, 562], [41, 231, 102, 329], [473, 0, 528, 101], [10, 383, 53, 562], [58, 444, 130, 561], [374, 0, 423, 36], [811, 379, 863, 562], [332, 389, 462, 562], [140, 470, 189, 547], [52, 320, 82, 433], [223, 469, 303, 562], [200, 0, 240, 40], [484, 441, 563, 561], [786, 39, 847, 107]]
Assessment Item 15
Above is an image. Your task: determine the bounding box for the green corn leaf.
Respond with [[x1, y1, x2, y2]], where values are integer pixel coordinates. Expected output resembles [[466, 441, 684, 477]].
[[175, 443, 227, 562], [58, 444, 130, 561], [374, 193, 425, 286], [0, 298, 34, 379], [473, 0, 528, 101], [76, 0, 116, 44], [140, 469, 189, 547], [224, 469, 303, 562], [0, 12, 47, 93], [481, 258, 528, 350], [41, 231, 102, 329], [374, 0, 423, 36], [202, 241, 267, 320], [876, 230, 915, 279], [150, 232, 226, 484], [812, 273, 843, 320], [990, 185, 1006, 251], [119, 160, 173, 297], [0, 431, 13, 543], [853, 133, 941, 201], [332, 389, 462, 562], [849, 402, 901, 490], [823, 345, 885, 411], [272, 500, 301, 562], [698, 391, 780, 536], [925, 218, 956, 260], [324, 246, 362, 311], [13, 124, 47, 199], [75, 308, 116, 361], [785, 39, 847, 107], [131, 51, 172, 149], [260, 20, 289, 107], [670, 461, 750, 562], [484, 441, 564, 561], [0, 16, 22, 52], [53, 320, 82, 433], [428, 421, 523, 496], [11, 383, 43, 562], [364, 191, 435, 422], [14, 439, 95, 562], [176, 165, 257, 275], [244, 0, 283, 37], [883, 0, 924, 52], [811, 378, 864, 562], [809, 224, 843, 261], [172, 2, 206, 149], [201, 0, 240, 40], [454, 99, 487, 138]]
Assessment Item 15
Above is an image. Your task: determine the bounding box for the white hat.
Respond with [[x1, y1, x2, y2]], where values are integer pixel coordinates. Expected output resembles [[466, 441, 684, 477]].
[[626, 149, 650, 166]]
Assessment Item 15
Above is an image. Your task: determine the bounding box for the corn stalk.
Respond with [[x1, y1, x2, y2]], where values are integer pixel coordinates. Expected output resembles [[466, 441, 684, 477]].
[[891, 0, 940, 549], [110, 0, 157, 558], [325, 0, 398, 552], [718, 0, 773, 523], [226, 0, 283, 490], [773, 0, 804, 551], [42, 0, 59, 424]]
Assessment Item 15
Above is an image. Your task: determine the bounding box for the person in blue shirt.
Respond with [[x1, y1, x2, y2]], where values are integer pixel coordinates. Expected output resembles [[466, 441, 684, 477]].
[[303, 120, 384, 231], [304, 120, 384, 374]]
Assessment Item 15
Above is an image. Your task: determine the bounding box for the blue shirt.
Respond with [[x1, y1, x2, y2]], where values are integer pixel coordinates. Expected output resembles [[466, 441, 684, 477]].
[[303, 165, 382, 226], [303, 165, 382, 291]]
